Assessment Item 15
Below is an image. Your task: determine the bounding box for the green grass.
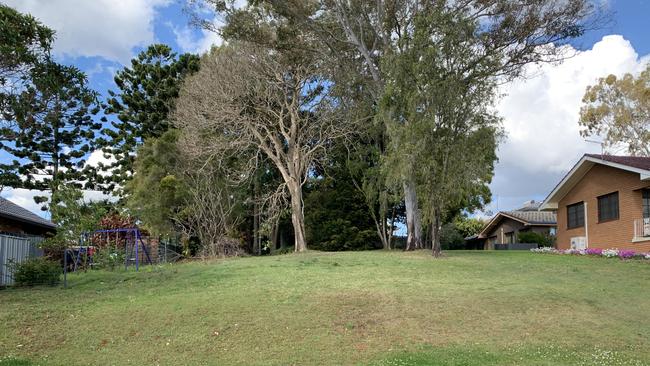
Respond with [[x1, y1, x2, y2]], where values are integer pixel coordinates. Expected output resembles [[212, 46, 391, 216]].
[[1, 251, 650, 365]]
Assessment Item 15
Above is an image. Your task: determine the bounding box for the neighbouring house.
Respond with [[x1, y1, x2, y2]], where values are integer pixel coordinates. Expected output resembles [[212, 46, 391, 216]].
[[540, 154, 650, 251], [478, 200, 557, 250], [0, 197, 56, 237], [0, 197, 56, 286]]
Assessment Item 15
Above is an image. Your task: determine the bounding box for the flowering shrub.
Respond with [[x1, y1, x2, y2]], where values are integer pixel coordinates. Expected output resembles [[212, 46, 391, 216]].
[[618, 250, 636, 259], [531, 247, 557, 253], [585, 248, 603, 256], [601, 249, 619, 258], [530, 247, 650, 261]]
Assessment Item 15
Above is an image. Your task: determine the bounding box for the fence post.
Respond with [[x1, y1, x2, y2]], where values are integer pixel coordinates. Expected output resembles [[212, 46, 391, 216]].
[[63, 248, 67, 289]]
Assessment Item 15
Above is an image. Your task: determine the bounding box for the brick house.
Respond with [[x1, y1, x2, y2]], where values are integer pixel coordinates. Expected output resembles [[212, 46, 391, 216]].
[[540, 154, 650, 251], [478, 201, 557, 249], [0, 197, 56, 237]]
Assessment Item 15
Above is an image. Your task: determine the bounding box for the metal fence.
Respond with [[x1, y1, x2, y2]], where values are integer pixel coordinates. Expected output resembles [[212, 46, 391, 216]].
[[0, 234, 44, 286]]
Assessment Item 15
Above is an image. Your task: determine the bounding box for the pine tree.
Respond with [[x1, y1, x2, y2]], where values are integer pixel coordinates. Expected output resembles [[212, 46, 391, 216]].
[[2, 61, 100, 205], [99, 44, 200, 192], [0, 4, 55, 190]]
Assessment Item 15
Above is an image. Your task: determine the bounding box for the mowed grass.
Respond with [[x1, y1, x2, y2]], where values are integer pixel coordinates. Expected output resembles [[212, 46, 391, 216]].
[[1, 250, 650, 365]]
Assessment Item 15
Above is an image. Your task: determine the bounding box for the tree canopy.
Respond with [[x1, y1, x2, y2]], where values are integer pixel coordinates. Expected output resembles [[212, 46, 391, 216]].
[[580, 64, 650, 156]]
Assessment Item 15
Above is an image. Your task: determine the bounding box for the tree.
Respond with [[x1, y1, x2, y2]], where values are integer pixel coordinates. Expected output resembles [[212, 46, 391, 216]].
[[453, 216, 485, 240], [310, 0, 602, 251], [173, 43, 345, 252], [0, 3, 53, 95], [125, 130, 188, 236], [42, 185, 108, 250], [579, 64, 650, 156], [2, 61, 100, 205], [0, 4, 54, 189], [379, 4, 501, 256], [99, 44, 200, 191], [304, 148, 384, 251]]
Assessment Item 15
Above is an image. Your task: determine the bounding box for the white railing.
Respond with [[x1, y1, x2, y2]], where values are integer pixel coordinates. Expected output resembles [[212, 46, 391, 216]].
[[633, 218, 650, 240]]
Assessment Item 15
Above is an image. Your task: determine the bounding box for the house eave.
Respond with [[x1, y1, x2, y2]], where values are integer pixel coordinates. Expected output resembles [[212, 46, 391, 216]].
[[541, 155, 650, 211]]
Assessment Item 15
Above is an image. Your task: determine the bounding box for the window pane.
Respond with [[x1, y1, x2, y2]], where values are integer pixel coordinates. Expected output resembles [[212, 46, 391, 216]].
[[567, 202, 584, 229], [598, 192, 618, 221]]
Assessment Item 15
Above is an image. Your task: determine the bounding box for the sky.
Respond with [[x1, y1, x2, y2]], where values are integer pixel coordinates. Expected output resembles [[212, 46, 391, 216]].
[[2, 0, 650, 219]]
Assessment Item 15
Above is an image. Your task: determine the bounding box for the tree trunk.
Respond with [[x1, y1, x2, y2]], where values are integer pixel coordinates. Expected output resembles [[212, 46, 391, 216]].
[[403, 179, 422, 250], [288, 181, 307, 252], [431, 207, 442, 258]]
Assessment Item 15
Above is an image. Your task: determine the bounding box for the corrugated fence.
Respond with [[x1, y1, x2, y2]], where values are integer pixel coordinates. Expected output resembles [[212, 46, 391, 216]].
[[0, 234, 44, 286]]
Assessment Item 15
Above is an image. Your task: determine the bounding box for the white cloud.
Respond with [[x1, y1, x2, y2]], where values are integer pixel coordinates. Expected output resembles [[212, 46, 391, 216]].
[[168, 21, 222, 54], [4, 0, 171, 64], [2, 187, 115, 220], [86, 150, 117, 172], [169, 0, 247, 54], [485, 35, 650, 213]]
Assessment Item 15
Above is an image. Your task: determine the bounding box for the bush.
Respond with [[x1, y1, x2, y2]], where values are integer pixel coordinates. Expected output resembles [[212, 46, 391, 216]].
[[92, 248, 125, 271], [517, 231, 556, 247], [11, 257, 61, 287]]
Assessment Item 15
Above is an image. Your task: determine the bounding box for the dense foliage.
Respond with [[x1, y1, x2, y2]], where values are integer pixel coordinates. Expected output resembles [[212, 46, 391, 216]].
[[517, 231, 556, 247], [0, 2, 604, 256], [11, 257, 60, 287], [99, 44, 199, 191], [580, 64, 650, 156], [305, 172, 381, 251], [42, 186, 108, 250]]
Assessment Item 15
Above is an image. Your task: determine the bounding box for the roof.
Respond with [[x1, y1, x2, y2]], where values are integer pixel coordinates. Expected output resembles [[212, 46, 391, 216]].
[[585, 154, 650, 170], [501, 210, 557, 225], [0, 197, 56, 229], [540, 154, 650, 210], [478, 210, 557, 238]]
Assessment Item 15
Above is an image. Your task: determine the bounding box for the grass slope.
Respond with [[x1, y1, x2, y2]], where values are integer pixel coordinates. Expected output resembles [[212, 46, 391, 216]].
[[1, 251, 649, 365]]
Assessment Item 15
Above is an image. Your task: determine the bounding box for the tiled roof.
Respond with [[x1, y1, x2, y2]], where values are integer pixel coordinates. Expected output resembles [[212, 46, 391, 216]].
[[585, 154, 650, 171], [0, 197, 56, 229], [502, 210, 557, 225]]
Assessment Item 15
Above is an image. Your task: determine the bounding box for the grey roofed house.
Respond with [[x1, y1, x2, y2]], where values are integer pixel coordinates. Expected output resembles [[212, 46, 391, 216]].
[[477, 200, 557, 249], [0, 197, 56, 236]]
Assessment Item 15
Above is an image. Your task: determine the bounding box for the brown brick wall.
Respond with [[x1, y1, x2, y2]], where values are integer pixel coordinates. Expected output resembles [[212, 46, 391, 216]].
[[556, 164, 650, 251]]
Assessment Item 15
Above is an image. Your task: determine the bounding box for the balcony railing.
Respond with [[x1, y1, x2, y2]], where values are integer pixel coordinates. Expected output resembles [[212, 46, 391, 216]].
[[633, 218, 650, 241]]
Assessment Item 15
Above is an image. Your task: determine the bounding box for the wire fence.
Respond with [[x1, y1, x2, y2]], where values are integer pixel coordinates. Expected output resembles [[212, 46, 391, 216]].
[[1, 233, 182, 289]]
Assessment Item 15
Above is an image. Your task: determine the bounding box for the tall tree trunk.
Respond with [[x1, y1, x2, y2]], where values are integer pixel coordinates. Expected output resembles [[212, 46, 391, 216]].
[[288, 180, 307, 252], [431, 207, 442, 257], [403, 178, 422, 250]]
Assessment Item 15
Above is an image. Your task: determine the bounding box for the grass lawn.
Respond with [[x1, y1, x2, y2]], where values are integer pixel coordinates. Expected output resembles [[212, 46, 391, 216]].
[[1, 250, 650, 365]]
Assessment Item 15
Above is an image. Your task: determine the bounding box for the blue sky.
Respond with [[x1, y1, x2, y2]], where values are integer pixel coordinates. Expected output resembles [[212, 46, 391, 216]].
[[2, 0, 650, 218]]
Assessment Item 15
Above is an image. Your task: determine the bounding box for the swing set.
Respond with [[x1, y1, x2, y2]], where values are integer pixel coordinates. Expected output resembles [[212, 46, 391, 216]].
[[63, 228, 153, 288]]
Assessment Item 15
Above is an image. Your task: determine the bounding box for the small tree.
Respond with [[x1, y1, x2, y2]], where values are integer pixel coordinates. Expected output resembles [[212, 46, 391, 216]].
[[579, 65, 650, 156], [42, 185, 108, 250], [125, 130, 188, 237]]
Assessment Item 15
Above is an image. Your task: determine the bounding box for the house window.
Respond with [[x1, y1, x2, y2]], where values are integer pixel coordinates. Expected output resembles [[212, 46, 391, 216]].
[[597, 192, 619, 222], [505, 232, 515, 244], [567, 202, 584, 229], [643, 189, 650, 219]]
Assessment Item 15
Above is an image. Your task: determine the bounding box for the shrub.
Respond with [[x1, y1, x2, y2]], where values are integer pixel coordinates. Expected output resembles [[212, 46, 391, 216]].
[[517, 231, 556, 247], [11, 257, 61, 287], [618, 250, 636, 259], [92, 248, 125, 271], [585, 248, 603, 256], [602, 249, 619, 258]]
